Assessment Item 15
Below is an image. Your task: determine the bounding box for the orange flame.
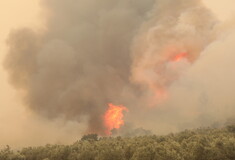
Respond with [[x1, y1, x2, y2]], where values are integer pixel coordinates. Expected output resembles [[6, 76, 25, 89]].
[[171, 52, 188, 62], [104, 103, 128, 135]]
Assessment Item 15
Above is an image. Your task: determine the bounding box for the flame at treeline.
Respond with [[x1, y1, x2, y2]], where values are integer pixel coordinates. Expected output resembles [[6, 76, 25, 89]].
[[103, 103, 128, 135], [102, 52, 189, 134]]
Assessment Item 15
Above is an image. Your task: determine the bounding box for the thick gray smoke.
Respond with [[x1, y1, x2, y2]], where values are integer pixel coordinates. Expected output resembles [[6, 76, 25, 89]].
[[4, 0, 235, 135], [4, 0, 155, 134]]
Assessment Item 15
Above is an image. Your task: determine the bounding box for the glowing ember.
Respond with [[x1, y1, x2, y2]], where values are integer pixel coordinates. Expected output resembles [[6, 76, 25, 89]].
[[104, 103, 128, 135], [171, 52, 188, 62]]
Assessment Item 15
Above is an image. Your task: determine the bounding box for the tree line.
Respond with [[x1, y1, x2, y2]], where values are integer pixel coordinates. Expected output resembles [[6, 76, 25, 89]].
[[1, 125, 235, 160]]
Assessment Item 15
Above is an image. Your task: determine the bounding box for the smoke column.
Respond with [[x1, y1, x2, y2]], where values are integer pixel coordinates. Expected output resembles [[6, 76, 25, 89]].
[[4, 0, 235, 135], [4, 0, 155, 135]]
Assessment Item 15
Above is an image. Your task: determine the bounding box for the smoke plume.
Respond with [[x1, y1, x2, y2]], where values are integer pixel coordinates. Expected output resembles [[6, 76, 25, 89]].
[[131, 0, 217, 105], [4, 0, 235, 135]]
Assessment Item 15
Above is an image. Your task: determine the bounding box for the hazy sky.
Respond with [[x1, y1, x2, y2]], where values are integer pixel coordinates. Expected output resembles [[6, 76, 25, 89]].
[[0, 0, 235, 148], [0, 0, 85, 148], [0, 0, 41, 148]]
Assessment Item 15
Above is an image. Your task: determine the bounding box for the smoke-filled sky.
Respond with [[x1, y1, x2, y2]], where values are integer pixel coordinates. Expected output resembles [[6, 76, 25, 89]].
[[0, 0, 235, 148]]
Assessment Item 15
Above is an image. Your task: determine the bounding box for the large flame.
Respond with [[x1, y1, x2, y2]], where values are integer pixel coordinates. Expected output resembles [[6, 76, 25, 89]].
[[104, 103, 128, 135]]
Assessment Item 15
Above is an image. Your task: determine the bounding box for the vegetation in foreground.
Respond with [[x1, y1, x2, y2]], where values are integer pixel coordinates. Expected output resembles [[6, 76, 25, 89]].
[[1, 126, 235, 160]]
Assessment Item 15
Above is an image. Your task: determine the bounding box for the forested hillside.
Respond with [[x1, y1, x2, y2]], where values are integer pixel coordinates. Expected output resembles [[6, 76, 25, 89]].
[[1, 126, 235, 160]]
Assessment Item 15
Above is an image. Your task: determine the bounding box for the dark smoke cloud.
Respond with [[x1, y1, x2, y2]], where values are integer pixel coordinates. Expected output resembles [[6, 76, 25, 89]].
[[4, 0, 155, 134]]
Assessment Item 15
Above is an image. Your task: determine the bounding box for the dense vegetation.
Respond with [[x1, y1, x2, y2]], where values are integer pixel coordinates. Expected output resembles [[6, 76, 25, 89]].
[[1, 126, 235, 160]]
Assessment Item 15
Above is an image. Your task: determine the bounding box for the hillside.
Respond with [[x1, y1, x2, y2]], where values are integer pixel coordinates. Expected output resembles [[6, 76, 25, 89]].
[[1, 126, 235, 160]]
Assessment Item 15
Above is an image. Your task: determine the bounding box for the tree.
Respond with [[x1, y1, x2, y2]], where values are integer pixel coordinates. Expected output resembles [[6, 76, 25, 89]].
[[81, 134, 98, 141]]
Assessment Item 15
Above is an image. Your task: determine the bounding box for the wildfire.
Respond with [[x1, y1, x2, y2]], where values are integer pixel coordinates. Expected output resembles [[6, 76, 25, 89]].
[[104, 103, 128, 135], [171, 52, 188, 62]]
